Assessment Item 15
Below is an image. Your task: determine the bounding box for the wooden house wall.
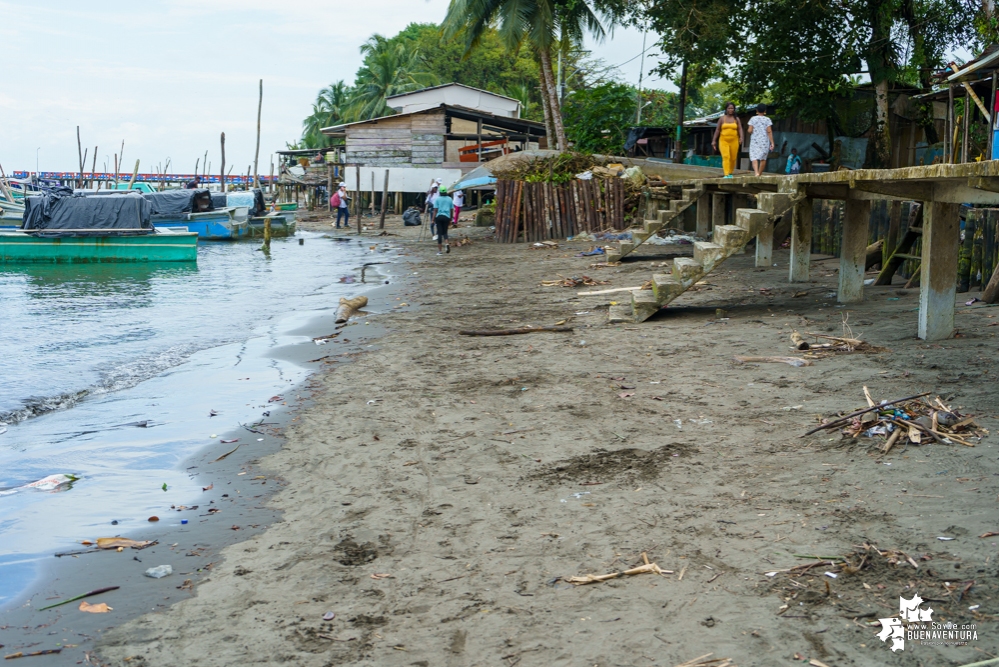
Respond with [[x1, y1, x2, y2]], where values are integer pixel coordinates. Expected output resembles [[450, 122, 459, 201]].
[[344, 111, 445, 166]]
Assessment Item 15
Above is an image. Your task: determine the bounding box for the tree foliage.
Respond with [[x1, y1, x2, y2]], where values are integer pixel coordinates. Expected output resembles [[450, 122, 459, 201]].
[[563, 81, 637, 152]]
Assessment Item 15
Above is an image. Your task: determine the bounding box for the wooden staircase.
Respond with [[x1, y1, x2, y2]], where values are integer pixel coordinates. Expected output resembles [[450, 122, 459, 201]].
[[607, 192, 801, 324], [605, 185, 705, 263]]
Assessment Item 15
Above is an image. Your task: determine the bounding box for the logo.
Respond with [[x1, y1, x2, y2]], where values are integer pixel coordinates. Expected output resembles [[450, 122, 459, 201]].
[[876, 592, 978, 652]]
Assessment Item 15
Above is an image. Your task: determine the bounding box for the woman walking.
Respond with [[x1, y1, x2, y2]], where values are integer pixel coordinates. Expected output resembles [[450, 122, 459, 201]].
[[747, 103, 774, 176], [711, 102, 744, 178]]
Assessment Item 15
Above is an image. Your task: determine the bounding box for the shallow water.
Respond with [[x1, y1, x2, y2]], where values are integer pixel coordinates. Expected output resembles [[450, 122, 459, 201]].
[[0, 232, 384, 605]]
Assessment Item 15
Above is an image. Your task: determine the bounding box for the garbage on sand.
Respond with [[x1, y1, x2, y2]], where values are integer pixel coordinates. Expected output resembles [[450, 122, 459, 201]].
[[804, 388, 985, 450], [79, 601, 112, 613], [37, 585, 120, 610], [144, 564, 173, 579], [672, 655, 737, 667], [96, 537, 156, 550], [0, 473, 79, 497], [575, 247, 605, 257], [733, 356, 812, 368]]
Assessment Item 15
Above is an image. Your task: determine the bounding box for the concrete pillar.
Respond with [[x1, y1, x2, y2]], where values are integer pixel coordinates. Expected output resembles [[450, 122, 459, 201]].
[[755, 215, 773, 267], [696, 194, 710, 238], [789, 197, 813, 282], [711, 193, 726, 231], [918, 201, 960, 341], [838, 198, 871, 303]]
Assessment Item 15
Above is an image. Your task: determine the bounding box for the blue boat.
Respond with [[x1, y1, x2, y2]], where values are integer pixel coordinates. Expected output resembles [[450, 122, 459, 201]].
[[137, 190, 247, 240]]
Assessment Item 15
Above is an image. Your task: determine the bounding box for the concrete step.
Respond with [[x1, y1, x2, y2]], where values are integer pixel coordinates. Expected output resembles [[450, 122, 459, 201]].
[[632, 231, 650, 244], [644, 219, 663, 235], [652, 273, 684, 305], [681, 187, 701, 201], [672, 257, 705, 288], [693, 241, 726, 272], [735, 208, 769, 237], [608, 303, 635, 324], [715, 224, 749, 250], [605, 249, 622, 263], [631, 290, 660, 323], [757, 192, 792, 215], [618, 241, 635, 256], [658, 209, 677, 225]]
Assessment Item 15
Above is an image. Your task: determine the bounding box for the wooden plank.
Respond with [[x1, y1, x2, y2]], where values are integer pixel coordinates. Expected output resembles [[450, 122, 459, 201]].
[[495, 180, 507, 243], [344, 150, 411, 158], [514, 181, 524, 243]]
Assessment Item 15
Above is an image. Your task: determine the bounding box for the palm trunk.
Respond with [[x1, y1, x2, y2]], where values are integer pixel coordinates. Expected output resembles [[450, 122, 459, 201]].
[[674, 61, 688, 162], [538, 48, 567, 151], [539, 81, 554, 148]]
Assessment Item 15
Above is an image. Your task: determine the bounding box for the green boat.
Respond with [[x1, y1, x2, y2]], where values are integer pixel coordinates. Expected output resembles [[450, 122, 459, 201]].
[[0, 228, 198, 263], [247, 215, 295, 238], [273, 201, 298, 211], [3, 189, 197, 263]]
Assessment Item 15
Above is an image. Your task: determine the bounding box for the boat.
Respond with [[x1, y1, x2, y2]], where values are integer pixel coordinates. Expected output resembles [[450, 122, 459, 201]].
[[139, 189, 247, 240], [0, 180, 25, 228], [0, 189, 197, 263]]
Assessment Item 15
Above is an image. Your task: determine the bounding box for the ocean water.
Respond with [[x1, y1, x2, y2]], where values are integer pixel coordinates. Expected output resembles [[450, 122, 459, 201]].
[[0, 232, 386, 605]]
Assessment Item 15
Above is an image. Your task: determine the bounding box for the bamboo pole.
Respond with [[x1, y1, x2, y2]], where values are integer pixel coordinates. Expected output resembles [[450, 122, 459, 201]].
[[76, 126, 84, 188], [89, 146, 97, 189], [254, 79, 262, 189], [128, 159, 140, 190], [261, 217, 271, 252], [355, 165, 362, 236], [379, 168, 389, 229], [220, 132, 226, 193]]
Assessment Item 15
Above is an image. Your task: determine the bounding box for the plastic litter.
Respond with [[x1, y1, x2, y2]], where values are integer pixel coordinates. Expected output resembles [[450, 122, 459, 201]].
[[323, 611, 336, 621], [575, 170, 593, 180], [144, 565, 173, 578]]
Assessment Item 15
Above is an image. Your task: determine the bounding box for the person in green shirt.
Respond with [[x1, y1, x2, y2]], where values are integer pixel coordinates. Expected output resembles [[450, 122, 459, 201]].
[[433, 187, 454, 255]]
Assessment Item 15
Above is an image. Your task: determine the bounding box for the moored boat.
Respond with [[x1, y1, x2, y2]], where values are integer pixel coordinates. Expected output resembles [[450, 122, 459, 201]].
[[140, 190, 247, 240], [0, 189, 197, 263]]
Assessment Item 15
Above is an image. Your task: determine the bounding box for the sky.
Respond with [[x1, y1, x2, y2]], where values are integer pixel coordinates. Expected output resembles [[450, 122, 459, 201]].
[[0, 1, 665, 176]]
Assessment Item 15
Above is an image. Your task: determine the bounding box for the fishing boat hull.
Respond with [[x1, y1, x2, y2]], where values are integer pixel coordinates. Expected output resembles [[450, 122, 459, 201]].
[[151, 209, 247, 240], [247, 215, 295, 237], [0, 229, 198, 263]]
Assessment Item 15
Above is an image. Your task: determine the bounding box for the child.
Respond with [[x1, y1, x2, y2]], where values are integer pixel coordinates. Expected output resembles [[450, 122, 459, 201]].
[[452, 189, 465, 225]]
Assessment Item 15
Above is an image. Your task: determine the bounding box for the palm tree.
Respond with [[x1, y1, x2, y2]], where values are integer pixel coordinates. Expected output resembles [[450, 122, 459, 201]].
[[301, 81, 353, 148], [348, 35, 438, 121], [442, 0, 617, 151]]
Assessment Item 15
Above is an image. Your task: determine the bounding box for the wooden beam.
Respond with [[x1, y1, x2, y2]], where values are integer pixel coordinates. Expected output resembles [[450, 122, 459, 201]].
[[918, 201, 960, 340], [789, 197, 813, 282], [838, 198, 871, 303]]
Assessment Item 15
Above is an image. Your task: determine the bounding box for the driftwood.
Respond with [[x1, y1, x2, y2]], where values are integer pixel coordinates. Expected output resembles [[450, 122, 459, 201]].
[[733, 355, 812, 367], [984, 261, 999, 303], [865, 239, 884, 270], [801, 391, 932, 436], [335, 296, 368, 324], [790, 331, 809, 350], [459, 326, 573, 336], [565, 553, 671, 585]]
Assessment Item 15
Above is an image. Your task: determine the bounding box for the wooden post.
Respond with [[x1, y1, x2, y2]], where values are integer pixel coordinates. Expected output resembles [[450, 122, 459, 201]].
[[885, 200, 901, 265], [76, 126, 85, 188], [963, 87, 971, 163], [756, 212, 774, 267], [838, 198, 871, 303], [327, 164, 333, 216], [990, 71, 998, 160], [789, 197, 813, 282], [477, 119, 483, 162], [394, 191, 402, 214], [946, 84, 953, 163], [254, 79, 262, 189], [370, 172, 375, 217], [379, 169, 389, 229], [711, 193, 726, 232], [354, 165, 361, 236], [269, 161, 274, 197], [695, 193, 710, 237], [220, 132, 226, 193], [262, 217, 272, 252], [203, 151, 208, 182], [128, 159, 140, 190], [918, 201, 960, 340]]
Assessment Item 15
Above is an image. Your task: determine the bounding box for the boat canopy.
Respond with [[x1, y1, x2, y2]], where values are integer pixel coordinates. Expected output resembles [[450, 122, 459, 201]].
[[142, 189, 214, 216], [22, 190, 153, 232], [211, 189, 266, 216]]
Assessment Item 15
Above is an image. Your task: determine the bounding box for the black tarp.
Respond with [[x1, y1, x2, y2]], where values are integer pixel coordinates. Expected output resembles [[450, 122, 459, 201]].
[[250, 189, 265, 217], [210, 192, 227, 209], [141, 189, 214, 216], [22, 191, 152, 233]]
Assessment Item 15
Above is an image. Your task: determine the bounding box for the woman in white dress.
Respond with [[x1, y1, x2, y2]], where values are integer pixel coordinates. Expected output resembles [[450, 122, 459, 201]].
[[746, 103, 775, 176]]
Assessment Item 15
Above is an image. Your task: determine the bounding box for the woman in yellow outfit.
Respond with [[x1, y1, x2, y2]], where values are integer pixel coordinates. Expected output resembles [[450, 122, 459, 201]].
[[711, 102, 745, 178]]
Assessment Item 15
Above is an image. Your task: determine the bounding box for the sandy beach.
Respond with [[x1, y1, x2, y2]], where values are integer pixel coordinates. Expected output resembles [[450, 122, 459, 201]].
[[62, 213, 999, 665]]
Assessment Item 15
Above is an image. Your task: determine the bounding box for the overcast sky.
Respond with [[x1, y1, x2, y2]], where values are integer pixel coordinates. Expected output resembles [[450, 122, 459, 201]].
[[0, 0, 666, 175]]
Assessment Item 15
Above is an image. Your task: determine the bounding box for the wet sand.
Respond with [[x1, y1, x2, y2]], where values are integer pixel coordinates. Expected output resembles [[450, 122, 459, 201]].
[[0, 229, 403, 664], [17, 211, 999, 666]]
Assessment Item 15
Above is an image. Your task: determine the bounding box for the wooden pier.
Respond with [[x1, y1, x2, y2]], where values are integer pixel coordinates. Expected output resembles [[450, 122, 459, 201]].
[[610, 161, 999, 341]]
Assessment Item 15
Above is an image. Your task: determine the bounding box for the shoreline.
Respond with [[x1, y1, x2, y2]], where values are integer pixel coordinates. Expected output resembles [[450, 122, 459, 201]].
[[0, 228, 410, 663], [17, 212, 997, 666]]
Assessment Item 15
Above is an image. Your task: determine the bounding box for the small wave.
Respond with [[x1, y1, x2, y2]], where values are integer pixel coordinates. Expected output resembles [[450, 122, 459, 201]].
[[0, 341, 228, 425]]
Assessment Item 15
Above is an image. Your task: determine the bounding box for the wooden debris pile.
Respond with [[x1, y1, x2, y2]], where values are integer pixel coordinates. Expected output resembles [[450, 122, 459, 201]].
[[804, 388, 986, 450], [541, 274, 608, 287], [766, 543, 922, 579], [491, 152, 606, 184]]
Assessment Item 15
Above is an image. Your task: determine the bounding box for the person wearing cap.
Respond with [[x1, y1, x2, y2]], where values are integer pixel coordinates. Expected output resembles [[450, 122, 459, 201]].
[[451, 189, 465, 225], [330, 183, 351, 229], [432, 186, 454, 254]]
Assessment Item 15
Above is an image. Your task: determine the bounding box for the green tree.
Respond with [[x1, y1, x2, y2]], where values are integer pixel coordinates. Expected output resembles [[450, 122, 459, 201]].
[[348, 35, 438, 121], [442, 0, 623, 151], [301, 81, 353, 148], [563, 81, 637, 152]]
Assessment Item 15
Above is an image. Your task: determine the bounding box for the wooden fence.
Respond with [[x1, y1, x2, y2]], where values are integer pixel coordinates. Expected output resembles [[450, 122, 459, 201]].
[[493, 178, 629, 243]]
